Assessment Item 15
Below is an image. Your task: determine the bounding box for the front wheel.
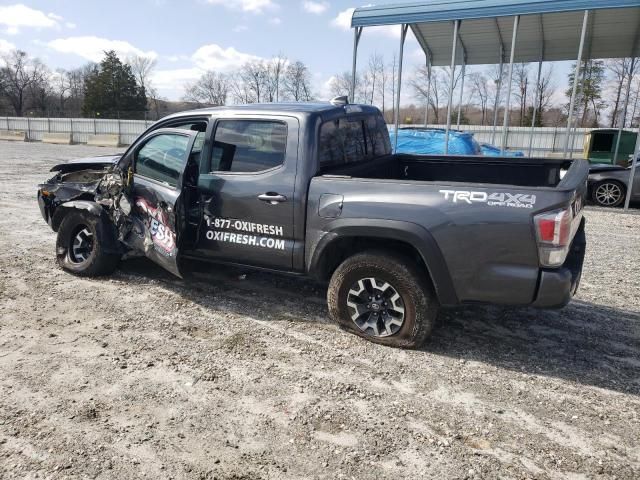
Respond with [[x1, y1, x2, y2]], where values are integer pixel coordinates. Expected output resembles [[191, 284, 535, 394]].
[[56, 210, 120, 277], [592, 180, 626, 207], [327, 251, 439, 349]]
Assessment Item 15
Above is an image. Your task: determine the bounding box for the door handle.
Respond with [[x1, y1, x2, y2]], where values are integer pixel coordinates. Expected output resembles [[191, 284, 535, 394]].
[[258, 193, 287, 204]]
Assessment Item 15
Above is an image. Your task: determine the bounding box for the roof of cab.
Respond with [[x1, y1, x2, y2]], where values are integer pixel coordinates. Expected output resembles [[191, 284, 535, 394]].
[[162, 102, 381, 121]]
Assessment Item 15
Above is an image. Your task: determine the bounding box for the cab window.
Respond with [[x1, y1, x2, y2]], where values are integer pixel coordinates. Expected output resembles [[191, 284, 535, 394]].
[[135, 133, 190, 188], [318, 114, 391, 171], [166, 120, 208, 168], [210, 120, 287, 173]]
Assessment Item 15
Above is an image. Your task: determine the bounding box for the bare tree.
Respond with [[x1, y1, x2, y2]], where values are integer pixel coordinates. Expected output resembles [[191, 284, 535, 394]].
[[28, 66, 53, 115], [606, 58, 639, 127], [411, 66, 461, 125], [228, 72, 254, 104], [365, 53, 383, 105], [469, 72, 489, 125], [126, 54, 160, 118], [410, 64, 430, 119], [183, 71, 229, 106], [265, 54, 287, 102], [486, 64, 507, 125], [629, 74, 640, 127], [239, 61, 268, 103], [64, 64, 93, 114], [50, 68, 71, 113], [126, 55, 157, 94], [328, 71, 358, 100], [514, 63, 530, 126], [146, 86, 164, 119], [282, 61, 313, 101], [0, 50, 48, 116], [374, 55, 388, 115], [533, 65, 555, 126]]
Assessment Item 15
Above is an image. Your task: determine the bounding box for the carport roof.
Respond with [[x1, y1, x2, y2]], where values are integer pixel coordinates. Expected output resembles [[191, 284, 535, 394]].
[[351, 0, 640, 66]]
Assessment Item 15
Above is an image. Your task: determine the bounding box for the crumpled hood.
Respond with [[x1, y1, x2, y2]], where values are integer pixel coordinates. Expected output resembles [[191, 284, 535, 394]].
[[50, 154, 123, 173]]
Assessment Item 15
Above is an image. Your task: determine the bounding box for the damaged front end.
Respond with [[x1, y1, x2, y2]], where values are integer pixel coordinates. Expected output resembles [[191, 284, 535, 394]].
[[38, 156, 137, 256], [38, 154, 179, 266]]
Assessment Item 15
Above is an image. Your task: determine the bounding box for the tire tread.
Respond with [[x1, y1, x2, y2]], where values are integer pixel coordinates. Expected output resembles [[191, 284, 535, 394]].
[[327, 250, 438, 349]]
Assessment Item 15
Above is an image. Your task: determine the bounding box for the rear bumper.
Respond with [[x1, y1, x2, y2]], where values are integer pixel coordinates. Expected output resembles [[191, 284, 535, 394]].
[[532, 218, 586, 308]]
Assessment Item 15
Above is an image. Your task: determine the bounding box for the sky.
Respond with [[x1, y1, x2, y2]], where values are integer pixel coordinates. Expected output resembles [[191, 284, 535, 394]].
[[0, 0, 572, 104]]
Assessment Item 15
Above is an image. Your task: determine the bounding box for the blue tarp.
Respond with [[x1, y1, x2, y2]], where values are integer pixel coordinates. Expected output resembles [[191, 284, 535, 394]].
[[389, 128, 481, 155], [389, 128, 524, 157], [480, 143, 525, 157]]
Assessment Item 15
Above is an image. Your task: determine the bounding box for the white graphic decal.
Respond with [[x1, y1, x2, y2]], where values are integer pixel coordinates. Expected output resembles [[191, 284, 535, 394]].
[[205, 230, 286, 250], [439, 190, 537, 209], [207, 217, 284, 237], [204, 216, 286, 251]]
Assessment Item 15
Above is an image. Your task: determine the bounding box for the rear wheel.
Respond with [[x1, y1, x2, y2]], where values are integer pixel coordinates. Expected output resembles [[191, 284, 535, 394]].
[[592, 180, 625, 207], [327, 251, 438, 349], [56, 210, 120, 277]]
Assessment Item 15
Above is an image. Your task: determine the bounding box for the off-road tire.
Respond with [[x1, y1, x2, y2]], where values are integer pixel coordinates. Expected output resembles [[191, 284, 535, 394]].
[[56, 210, 120, 277], [327, 250, 438, 349]]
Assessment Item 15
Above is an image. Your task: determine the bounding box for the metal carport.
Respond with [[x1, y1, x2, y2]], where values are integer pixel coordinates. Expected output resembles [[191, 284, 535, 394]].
[[349, 0, 640, 210]]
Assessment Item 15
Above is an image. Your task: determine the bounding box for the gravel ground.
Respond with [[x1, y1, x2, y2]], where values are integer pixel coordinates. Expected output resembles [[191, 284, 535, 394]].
[[1, 141, 639, 480]]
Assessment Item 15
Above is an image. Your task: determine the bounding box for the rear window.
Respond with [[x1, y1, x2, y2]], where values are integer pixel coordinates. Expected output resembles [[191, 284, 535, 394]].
[[318, 114, 391, 170]]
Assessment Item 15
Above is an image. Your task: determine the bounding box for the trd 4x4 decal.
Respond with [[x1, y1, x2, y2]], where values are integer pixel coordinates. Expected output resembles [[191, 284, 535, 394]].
[[439, 190, 537, 209]]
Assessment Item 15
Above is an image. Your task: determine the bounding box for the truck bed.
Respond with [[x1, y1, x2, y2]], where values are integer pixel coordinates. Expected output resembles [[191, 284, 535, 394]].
[[322, 154, 573, 189], [308, 154, 588, 307]]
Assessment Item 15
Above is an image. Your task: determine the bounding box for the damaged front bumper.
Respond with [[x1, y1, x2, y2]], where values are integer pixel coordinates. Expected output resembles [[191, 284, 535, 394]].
[[37, 190, 50, 226]]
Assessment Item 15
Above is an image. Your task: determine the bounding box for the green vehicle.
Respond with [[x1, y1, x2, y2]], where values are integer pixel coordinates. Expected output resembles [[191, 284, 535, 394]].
[[583, 129, 638, 166]]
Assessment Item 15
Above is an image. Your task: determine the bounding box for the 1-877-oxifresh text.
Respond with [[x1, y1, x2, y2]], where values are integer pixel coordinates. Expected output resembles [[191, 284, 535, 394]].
[[206, 217, 284, 237]]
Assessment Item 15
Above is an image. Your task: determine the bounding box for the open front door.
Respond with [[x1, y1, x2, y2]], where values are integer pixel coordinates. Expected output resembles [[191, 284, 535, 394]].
[[127, 128, 199, 277]]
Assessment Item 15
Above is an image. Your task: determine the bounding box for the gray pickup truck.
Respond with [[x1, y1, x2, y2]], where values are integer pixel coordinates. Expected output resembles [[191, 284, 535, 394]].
[[37, 101, 588, 348]]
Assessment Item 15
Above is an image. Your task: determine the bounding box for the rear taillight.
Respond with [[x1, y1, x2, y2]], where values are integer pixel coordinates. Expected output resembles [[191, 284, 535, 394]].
[[534, 207, 573, 267]]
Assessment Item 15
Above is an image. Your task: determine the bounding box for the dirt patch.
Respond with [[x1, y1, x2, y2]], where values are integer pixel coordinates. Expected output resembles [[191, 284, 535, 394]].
[[1, 142, 639, 479]]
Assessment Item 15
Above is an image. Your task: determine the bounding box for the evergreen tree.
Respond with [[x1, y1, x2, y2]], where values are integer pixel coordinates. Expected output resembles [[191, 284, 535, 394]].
[[83, 51, 146, 119], [565, 60, 606, 127]]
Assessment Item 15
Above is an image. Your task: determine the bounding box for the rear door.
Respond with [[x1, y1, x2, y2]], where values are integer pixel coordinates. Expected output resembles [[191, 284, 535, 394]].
[[126, 128, 199, 277], [195, 116, 299, 270]]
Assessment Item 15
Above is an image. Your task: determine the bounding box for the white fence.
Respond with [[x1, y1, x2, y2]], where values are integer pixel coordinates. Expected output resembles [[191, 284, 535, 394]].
[[0, 116, 155, 146], [3, 116, 637, 156]]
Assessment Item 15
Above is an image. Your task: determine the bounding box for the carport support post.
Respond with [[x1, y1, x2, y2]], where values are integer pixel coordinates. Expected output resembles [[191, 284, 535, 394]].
[[501, 15, 520, 154], [350, 27, 363, 104], [613, 57, 636, 165], [456, 60, 466, 129], [528, 59, 544, 156], [393, 24, 409, 153], [490, 52, 504, 145], [424, 58, 432, 126], [444, 20, 460, 154], [563, 10, 589, 158], [624, 126, 640, 210]]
